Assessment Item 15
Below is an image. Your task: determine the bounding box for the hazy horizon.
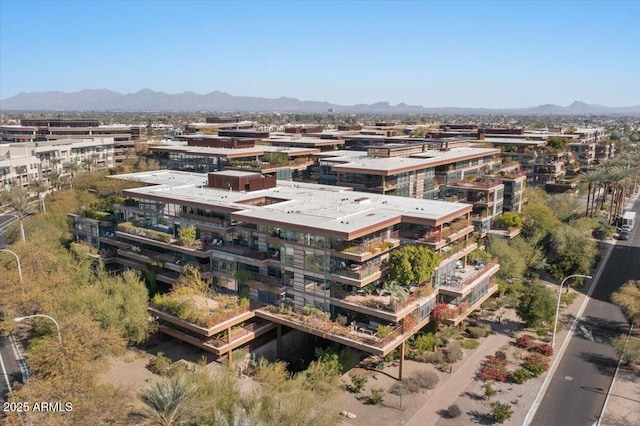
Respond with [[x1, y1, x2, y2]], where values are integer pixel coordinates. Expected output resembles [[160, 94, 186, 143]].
[[1, 1, 639, 108]]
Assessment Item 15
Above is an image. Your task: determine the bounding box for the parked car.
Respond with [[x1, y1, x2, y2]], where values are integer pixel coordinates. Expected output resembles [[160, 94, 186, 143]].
[[620, 224, 632, 233], [618, 231, 630, 240]]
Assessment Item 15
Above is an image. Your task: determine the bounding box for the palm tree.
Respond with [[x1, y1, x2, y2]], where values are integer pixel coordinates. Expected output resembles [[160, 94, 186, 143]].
[[13, 165, 27, 187], [50, 156, 62, 172], [30, 179, 48, 213], [49, 170, 63, 192], [0, 187, 29, 242], [138, 375, 193, 426], [580, 171, 599, 217], [63, 162, 79, 189]]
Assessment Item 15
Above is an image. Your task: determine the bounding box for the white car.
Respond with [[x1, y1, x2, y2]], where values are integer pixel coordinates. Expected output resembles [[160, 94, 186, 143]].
[[620, 224, 632, 233]]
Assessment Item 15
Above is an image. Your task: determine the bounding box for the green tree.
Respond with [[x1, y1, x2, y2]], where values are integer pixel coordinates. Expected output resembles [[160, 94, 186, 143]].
[[178, 224, 197, 246], [487, 237, 526, 280], [389, 244, 438, 285], [30, 178, 49, 213], [138, 375, 194, 426], [611, 280, 640, 324], [612, 335, 640, 365], [0, 186, 30, 242], [490, 401, 513, 423], [63, 161, 80, 189], [521, 201, 561, 246], [86, 268, 155, 344], [262, 152, 289, 166], [492, 211, 522, 230], [516, 282, 556, 327], [546, 136, 570, 150], [547, 224, 596, 282]]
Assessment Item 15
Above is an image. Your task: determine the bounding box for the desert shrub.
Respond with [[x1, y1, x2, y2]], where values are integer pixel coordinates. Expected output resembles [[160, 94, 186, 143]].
[[494, 350, 507, 360], [370, 388, 385, 405], [447, 404, 462, 418], [483, 382, 497, 399], [412, 332, 440, 354], [350, 374, 367, 394], [478, 354, 510, 382], [411, 370, 439, 390], [533, 343, 553, 356], [560, 292, 578, 307], [335, 314, 348, 326], [510, 368, 533, 384], [523, 353, 549, 377], [467, 325, 490, 339], [146, 352, 174, 376], [414, 351, 445, 364], [377, 325, 394, 339], [460, 339, 479, 349], [491, 401, 513, 423], [515, 334, 532, 349], [444, 341, 463, 363]]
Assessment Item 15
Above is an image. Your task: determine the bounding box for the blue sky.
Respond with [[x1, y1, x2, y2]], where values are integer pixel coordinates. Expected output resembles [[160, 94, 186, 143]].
[[1, 0, 638, 108]]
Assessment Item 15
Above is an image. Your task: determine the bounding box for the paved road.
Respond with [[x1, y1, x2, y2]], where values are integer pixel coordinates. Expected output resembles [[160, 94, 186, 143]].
[[531, 200, 640, 426], [0, 335, 22, 402]]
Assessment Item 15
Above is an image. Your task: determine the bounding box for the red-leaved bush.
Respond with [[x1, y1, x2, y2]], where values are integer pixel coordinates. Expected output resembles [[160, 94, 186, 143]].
[[478, 354, 510, 382], [515, 335, 532, 349], [534, 343, 553, 356]]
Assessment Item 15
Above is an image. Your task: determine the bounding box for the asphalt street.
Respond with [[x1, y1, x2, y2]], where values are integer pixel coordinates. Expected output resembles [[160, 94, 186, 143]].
[[531, 200, 640, 426], [0, 335, 21, 403]]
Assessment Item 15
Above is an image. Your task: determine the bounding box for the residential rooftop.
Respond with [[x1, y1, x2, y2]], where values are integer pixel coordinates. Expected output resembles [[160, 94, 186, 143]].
[[319, 147, 501, 175], [115, 170, 472, 239]]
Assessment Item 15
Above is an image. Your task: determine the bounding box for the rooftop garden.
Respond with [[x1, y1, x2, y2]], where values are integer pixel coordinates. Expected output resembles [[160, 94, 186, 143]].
[[118, 222, 173, 243], [150, 265, 249, 328]]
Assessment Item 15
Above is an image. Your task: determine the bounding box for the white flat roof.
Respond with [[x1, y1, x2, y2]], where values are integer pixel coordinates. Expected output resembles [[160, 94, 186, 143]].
[[325, 147, 501, 174], [150, 142, 318, 157], [111, 170, 208, 187], [118, 171, 471, 239]]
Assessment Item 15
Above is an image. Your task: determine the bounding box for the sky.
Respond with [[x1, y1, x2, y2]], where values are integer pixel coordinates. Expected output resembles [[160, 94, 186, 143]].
[[1, 0, 639, 108]]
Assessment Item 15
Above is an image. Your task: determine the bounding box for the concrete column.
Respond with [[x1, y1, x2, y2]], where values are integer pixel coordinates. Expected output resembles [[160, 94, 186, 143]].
[[398, 341, 405, 381], [277, 325, 282, 359]]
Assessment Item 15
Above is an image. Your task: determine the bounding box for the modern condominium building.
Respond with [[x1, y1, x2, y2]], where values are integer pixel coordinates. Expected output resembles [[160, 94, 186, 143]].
[[70, 169, 499, 374]]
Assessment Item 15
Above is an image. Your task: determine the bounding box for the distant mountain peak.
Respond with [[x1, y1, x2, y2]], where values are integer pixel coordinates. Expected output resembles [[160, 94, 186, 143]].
[[1, 89, 639, 115]]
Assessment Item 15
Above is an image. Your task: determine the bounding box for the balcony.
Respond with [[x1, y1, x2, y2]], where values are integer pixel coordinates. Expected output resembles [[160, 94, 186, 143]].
[[149, 293, 254, 337], [331, 261, 386, 282], [438, 259, 500, 297], [244, 272, 287, 294], [333, 235, 400, 262], [441, 281, 499, 326], [256, 306, 406, 356], [331, 284, 436, 322], [203, 320, 278, 354], [207, 243, 269, 262]]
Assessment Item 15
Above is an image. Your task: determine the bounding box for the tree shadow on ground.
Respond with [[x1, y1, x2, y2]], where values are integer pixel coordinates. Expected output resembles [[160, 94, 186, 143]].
[[137, 333, 216, 364], [467, 410, 494, 425], [577, 351, 617, 375], [462, 391, 485, 401]]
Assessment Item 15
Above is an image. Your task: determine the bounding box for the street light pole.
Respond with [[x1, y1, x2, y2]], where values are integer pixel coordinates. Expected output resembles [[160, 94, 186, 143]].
[[14, 314, 62, 345], [552, 274, 592, 348], [0, 249, 23, 292]]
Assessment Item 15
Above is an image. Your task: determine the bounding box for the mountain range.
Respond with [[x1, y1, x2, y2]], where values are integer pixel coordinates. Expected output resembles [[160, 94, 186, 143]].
[[1, 89, 639, 115]]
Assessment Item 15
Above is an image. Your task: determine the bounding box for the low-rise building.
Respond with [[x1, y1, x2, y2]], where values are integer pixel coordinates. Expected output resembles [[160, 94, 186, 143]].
[[0, 137, 115, 190], [0, 118, 143, 165]]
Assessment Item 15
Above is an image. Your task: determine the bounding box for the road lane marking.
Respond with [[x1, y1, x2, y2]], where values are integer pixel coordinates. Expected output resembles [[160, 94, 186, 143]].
[[0, 344, 13, 396]]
